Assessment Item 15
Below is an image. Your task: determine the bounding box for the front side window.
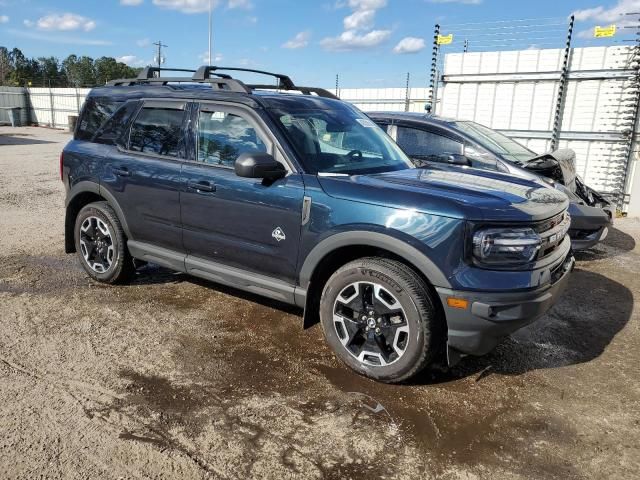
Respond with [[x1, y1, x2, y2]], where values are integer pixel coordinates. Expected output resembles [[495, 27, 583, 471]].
[[129, 105, 185, 157], [197, 109, 267, 167], [271, 105, 413, 175], [396, 127, 463, 160]]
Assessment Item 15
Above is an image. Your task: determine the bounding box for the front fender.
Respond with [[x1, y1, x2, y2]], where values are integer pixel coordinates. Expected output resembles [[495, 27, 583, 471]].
[[298, 230, 452, 291]]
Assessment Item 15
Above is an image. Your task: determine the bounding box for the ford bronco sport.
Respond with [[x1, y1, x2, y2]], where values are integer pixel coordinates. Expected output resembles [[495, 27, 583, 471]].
[[61, 66, 575, 383]]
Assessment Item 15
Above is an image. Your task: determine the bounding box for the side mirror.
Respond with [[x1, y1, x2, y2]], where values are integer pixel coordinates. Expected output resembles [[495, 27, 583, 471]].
[[439, 153, 470, 166], [235, 152, 286, 180]]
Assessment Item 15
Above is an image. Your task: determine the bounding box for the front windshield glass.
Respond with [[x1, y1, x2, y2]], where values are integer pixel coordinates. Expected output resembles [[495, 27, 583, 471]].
[[454, 121, 536, 164], [270, 106, 414, 175]]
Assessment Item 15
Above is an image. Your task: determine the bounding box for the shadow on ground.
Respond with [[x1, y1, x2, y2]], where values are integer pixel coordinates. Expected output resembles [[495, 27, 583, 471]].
[[0, 133, 56, 146], [574, 226, 636, 261]]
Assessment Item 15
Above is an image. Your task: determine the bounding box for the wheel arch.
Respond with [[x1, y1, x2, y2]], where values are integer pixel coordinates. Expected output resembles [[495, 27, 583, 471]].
[[298, 231, 450, 329], [65, 182, 131, 253]]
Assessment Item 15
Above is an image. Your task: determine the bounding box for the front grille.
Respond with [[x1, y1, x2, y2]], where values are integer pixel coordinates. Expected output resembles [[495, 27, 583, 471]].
[[534, 211, 571, 260]]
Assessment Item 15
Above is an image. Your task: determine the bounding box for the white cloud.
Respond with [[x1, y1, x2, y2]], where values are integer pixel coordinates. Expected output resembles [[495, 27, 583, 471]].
[[348, 0, 386, 9], [153, 0, 219, 13], [198, 51, 224, 63], [24, 13, 96, 32], [116, 55, 149, 67], [573, 0, 640, 23], [0, 15, 9, 23], [228, 0, 252, 9], [343, 9, 375, 30], [137, 38, 151, 47], [321, 0, 390, 51], [393, 36, 426, 54], [426, 0, 481, 4], [120, 0, 144, 5], [247, 15, 258, 24], [321, 29, 391, 51], [152, 0, 249, 13], [282, 31, 311, 49]]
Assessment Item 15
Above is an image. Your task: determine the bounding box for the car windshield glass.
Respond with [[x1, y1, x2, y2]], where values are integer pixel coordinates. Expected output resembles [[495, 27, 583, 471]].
[[453, 121, 536, 163], [270, 106, 415, 175]]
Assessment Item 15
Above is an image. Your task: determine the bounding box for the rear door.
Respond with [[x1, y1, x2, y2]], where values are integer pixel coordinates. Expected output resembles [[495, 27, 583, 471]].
[[101, 100, 186, 251], [180, 102, 305, 285]]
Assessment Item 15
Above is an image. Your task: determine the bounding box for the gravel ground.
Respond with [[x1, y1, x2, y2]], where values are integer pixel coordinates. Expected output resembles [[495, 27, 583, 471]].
[[0, 126, 639, 480]]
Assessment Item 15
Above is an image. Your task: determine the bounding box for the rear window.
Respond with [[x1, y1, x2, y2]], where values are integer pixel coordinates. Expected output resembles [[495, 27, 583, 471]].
[[75, 97, 122, 141]]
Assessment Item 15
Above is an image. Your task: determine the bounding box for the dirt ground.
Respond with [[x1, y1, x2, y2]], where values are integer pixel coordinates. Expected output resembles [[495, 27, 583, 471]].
[[0, 126, 639, 480]]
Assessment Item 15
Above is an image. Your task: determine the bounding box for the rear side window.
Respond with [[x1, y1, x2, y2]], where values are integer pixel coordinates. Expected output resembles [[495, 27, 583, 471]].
[[76, 97, 121, 141], [396, 127, 463, 158], [129, 104, 186, 158], [94, 101, 140, 145]]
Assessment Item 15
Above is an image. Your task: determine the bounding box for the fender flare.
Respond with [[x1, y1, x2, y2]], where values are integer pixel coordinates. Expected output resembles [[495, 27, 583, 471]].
[[298, 230, 451, 290], [65, 181, 132, 239]]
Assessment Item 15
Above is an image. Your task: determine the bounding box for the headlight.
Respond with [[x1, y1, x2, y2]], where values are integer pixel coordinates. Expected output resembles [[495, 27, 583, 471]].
[[472, 214, 571, 266], [473, 227, 541, 265]]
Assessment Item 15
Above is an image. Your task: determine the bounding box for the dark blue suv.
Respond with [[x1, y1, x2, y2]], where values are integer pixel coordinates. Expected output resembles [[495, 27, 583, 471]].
[[61, 67, 574, 383]]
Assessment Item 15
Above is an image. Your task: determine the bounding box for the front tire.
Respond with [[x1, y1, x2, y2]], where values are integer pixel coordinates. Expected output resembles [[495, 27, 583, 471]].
[[74, 202, 134, 284], [320, 257, 442, 383]]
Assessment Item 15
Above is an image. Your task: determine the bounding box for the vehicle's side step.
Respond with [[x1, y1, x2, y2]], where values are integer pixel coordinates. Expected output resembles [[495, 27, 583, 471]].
[[127, 240, 300, 306]]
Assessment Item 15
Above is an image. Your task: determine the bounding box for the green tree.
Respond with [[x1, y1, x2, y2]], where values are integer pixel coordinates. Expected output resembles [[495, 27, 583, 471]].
[[0, 46, 11, 86], [62, 55, 96, 87]]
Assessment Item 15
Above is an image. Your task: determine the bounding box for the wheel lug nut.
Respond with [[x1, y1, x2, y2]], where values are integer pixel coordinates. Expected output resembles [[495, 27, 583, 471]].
[[375, 327, 381, 333]]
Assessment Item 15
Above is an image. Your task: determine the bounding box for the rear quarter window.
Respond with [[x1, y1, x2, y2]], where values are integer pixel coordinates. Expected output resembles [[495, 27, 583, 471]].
[[75, 97, 122, 141]]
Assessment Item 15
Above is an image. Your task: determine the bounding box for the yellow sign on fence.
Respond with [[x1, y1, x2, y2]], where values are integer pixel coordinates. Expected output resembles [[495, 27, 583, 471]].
[[437, 34, 453, 45], [594, 24, 616, 38]]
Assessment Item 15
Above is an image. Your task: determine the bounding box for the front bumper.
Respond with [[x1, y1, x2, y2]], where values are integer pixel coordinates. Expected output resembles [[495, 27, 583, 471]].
[[568, 201, 613, 250], [436, 252, 575, 361]]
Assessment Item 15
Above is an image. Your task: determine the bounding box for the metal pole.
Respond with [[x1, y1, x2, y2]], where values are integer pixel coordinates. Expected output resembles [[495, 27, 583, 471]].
[[49, 87, 55, 128], [404, 72, 411, 112], [335, 74, 339, 97], [622, 34, 640, 209], [464, 39, 469, 53], [153, 41, 167, 70], [427, 23, 440, 113], [550, 15, 574, 151], [208, 0, 213, 64]]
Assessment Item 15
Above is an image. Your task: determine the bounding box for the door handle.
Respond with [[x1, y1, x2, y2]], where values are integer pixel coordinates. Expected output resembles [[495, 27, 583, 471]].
[[187, 180, 216, 193], [112, 166, 130, 177]]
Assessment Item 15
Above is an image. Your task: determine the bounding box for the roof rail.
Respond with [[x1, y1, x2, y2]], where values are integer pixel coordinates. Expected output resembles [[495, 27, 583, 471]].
[[137, 67, 196, 80], [107, 76, 251, 93], [106, 65, 340, 99], [194, 66, 295, 89]]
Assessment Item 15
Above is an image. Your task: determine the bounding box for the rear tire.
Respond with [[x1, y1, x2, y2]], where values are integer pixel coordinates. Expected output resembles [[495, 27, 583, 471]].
[[74, 202, 134, 284], [320, 257, 442, 383]]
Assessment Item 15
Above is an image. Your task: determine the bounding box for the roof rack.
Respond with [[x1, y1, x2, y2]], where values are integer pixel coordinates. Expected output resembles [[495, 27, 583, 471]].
[[106, 65, 339, 99]]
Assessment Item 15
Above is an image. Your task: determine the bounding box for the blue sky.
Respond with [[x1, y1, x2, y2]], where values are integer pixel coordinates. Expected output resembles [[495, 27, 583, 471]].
[[0, 0, 636, 87]]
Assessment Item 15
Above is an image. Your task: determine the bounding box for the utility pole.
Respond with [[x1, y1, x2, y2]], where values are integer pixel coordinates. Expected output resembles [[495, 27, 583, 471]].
[[208, 0, 213, 64], [153, 40, 168, 70]]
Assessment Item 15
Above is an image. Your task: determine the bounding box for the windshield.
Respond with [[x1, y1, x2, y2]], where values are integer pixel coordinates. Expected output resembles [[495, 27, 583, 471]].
[[453, 121, 536, 163], [270, 106, 414, 175]]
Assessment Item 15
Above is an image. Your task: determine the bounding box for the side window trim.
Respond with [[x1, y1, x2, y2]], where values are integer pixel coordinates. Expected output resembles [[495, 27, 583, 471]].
[[124, 99, 189, 160]]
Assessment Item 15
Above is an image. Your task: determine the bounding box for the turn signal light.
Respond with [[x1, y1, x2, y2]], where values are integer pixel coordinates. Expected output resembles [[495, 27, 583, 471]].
[[447, 297, 469, 310]]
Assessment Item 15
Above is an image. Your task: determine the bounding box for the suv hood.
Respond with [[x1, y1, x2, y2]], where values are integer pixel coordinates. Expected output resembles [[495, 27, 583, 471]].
[[318, 167, 568, 223]]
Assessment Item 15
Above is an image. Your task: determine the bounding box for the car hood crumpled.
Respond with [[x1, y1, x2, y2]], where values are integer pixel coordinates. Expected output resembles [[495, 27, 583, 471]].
[[522, 149, 577, 192]]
